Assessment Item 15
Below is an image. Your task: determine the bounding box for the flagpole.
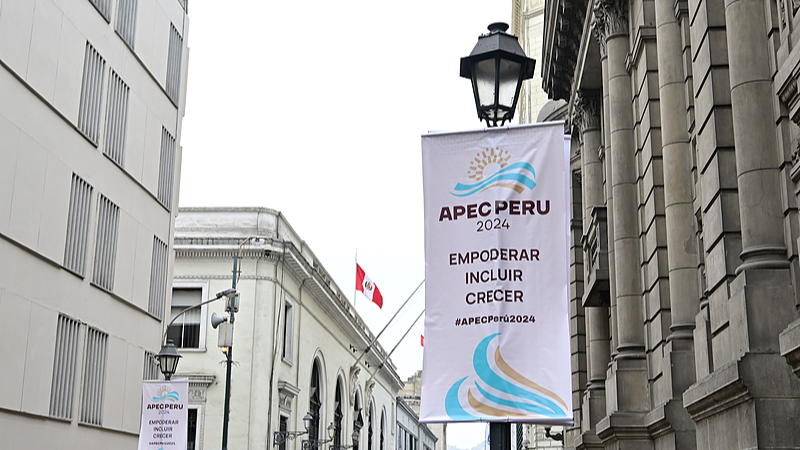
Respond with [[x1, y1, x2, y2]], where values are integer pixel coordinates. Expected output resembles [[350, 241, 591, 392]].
[[351, 279, 424, 369], [353, 249, 358, 309], [362, 308, 425, 389]]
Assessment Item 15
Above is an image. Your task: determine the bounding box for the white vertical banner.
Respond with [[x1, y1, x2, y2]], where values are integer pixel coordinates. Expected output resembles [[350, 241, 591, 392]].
[[420, 123, 572, 425], [138, 380, 189, 450]]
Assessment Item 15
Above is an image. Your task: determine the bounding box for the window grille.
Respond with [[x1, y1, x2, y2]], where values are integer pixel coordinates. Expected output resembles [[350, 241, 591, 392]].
[[49, 315, 81, 420], [143, 351, 158, 381], [92, 195, 120, 291], [167, 288, 203, 348], [78, 43, 106, 145], [157, 127, 176, 210], [89, 0, 113, 22], [166, 23, 183, 105], [64, 174, 93, 277], [104, 71, 129, 167], [80, 326, 108, 425], [115, 0, 138, 48], [148, 236, 168, 319]]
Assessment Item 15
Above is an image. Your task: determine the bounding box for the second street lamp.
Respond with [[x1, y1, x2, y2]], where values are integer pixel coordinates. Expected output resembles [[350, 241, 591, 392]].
[[460, 22, 536, 127]]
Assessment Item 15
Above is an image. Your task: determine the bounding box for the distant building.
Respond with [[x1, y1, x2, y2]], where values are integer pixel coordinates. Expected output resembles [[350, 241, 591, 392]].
[[0, 0, 189, 448], [512, 0, 550, 124], [396, 397, 438, 450], [397, 371, 444, 450], [172, 207, 406, 450]]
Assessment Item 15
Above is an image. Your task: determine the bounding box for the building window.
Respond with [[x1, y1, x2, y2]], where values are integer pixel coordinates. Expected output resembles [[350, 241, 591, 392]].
[[309, 362, 322, 441], [279, 415, 288, 450], [78, 42, 106, 145], [63, 174, 93, 277], [49, 315, 81, 420], [168, 287, 203, 348], [148, 236, 169, 319], [92, 195, 119, 291], [80, 326, 108, 426], [380, 412, 385, 450], [143, 351, 158, 380], [166, 23, 183, 105], [187, 408, 198, 450], [104, 70, 130, 167], [368, 406, 373, 450], [333, 380, 343, 450], [157, 127, 176, 210], [282, 301, 293, 360], [115, 0, 138, 49], [89, 0, 112, 22]]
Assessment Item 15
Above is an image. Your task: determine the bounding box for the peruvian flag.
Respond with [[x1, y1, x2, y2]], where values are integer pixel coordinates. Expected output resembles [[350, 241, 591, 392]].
[[356, 263, 383, 308]]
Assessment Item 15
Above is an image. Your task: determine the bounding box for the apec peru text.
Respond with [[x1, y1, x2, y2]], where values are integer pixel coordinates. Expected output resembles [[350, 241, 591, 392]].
[[438, 199, 551, 221]]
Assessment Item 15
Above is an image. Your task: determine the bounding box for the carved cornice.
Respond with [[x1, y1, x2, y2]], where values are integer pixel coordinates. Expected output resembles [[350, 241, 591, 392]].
[[574, 90, 602, 133]]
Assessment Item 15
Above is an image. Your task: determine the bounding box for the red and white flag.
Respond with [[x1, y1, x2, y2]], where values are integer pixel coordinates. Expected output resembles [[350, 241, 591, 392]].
[[356, 263, 383, 308]]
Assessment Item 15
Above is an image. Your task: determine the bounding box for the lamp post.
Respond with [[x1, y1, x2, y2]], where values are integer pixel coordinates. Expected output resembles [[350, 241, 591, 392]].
[[460, 22, 536, 127], [219, 236, 271, 450], [460, 22, 536, 450], [156, 339, 182, 380]]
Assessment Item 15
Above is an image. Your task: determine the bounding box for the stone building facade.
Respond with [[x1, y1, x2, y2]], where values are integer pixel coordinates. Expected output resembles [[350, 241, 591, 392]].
[[0, 0, 189, 448], [538, 0, 800, 447]]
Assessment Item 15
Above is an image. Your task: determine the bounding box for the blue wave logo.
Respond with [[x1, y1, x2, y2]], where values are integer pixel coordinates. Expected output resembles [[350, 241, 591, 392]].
[[445, 333, 569, 420], [451, 148, 536, 197], [153, 386, 180, 403]]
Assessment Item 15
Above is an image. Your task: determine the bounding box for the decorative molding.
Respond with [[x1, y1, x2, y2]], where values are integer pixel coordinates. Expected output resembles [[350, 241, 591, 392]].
[[278, 381, 301, 414], [594, 0, 629, 39], [349, 366, 361, 406], [590, 6, 607, 57]]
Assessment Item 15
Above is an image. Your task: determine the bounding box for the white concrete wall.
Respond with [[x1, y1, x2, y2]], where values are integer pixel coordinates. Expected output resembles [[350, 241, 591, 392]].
[[0, 0, 189, 447]]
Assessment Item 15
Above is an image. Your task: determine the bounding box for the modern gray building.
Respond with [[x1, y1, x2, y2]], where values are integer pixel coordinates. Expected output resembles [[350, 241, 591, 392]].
[[0, 0, 189, 448], [538, 0, 800, 448]]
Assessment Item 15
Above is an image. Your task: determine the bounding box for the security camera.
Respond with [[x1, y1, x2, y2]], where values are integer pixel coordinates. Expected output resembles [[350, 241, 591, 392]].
[[264, 241, 272, 257], [211, 312, 227, 329]]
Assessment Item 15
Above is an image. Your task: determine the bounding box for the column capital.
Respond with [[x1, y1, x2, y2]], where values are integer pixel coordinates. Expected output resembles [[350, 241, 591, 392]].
[[593, 0, 629, 39], [573, 90, 603, 134]]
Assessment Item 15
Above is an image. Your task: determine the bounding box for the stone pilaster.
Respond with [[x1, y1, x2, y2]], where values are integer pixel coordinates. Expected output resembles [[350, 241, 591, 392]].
[[682, 0, 800, 446]]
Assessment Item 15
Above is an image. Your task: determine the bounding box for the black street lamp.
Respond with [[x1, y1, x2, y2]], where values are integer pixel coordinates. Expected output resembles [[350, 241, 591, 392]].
[[460, 22, 536, 127], [156, 339, 182, 381], [461, 23, 536, 450]]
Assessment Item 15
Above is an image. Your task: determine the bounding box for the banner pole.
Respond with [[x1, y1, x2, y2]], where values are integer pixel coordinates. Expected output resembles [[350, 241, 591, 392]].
[[351, 279, 424, 369], [362, 308, 425, 389], [354, 249, 358, 309]]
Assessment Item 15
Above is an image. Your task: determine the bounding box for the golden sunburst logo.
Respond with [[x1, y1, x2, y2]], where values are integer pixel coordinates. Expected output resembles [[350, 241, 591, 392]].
[[467, 147, 512, 181]]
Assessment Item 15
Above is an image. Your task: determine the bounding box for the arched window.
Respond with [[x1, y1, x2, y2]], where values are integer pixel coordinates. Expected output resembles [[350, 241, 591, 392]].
[[380, 410, 385, 450], [367, 404, 373, 450], [353, 394, 363, 450], [309, 361, 322, 442], [334, 379, 343, 450]]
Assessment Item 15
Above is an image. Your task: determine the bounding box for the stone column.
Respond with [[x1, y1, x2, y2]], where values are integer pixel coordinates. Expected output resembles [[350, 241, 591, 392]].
[[574, 91, 610, 446], [597, 0, 644, 359], [595, 16, 619, 357], [652, 0, 699, 447], [574, 91, 611, 391]]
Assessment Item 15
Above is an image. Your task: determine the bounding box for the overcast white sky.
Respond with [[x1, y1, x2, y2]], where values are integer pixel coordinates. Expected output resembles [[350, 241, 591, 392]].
[[179, 2, 513, 447]]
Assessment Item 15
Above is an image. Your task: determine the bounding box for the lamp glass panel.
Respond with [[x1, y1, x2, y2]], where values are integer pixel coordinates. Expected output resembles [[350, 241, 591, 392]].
[[475, 59, 497, 107], [498, 59, 522, 108]]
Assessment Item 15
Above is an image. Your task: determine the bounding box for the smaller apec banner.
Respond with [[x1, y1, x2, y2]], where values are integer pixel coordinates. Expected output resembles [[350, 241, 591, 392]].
[[138, 380, 189, 450], [419, 123, 572, 425]]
